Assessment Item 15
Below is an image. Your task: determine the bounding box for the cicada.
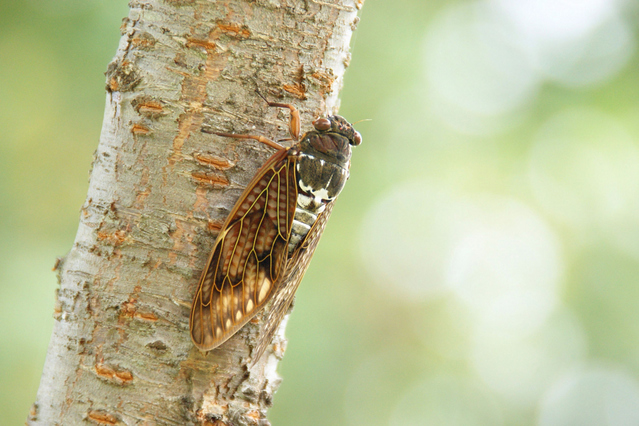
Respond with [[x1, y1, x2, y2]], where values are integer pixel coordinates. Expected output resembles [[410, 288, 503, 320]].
[[190, 93, 361, 363]]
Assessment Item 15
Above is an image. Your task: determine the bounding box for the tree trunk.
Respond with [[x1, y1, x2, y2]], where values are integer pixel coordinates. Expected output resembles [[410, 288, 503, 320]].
[[29, 0, 362, 424]]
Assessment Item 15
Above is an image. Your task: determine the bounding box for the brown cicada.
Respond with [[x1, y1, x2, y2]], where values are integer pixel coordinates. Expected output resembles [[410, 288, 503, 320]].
[[190, 93, 361, 363]]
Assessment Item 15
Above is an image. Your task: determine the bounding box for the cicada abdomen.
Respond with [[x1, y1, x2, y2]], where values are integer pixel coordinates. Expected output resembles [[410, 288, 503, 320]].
[[190, 94, 361, 363]]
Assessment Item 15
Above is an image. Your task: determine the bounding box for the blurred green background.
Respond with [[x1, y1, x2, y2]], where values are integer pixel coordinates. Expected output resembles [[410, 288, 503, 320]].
[[3, 0, 639, 425]]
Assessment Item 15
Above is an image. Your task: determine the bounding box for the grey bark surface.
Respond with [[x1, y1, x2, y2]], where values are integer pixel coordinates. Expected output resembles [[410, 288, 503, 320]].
[[29, 0, 362, 424]]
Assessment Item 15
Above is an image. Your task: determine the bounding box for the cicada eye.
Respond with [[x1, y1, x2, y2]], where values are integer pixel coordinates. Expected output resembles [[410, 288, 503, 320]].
[[312, 117, 331, 131], [351, 131, 362, 146]]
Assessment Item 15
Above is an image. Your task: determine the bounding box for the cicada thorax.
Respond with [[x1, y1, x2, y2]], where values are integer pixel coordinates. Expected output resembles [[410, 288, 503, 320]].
[[287, 126, 353, 253]]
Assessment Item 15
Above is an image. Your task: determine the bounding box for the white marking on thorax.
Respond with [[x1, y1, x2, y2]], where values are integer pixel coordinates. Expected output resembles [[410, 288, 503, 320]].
[[296, 153, 317, 170], [299, 181, 332, 204], [296, 193, 326, 215]]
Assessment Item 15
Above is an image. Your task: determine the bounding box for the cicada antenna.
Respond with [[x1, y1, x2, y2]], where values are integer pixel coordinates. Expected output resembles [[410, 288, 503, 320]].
[[351, 118, 372, 125]]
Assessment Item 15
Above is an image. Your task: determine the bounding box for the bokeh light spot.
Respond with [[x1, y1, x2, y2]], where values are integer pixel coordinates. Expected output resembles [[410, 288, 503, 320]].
[[446, 197, 562, 335], [470, 309, 586, 407], [538, 366, 639, 426], [491, 0, 634, 87], [389, 375, 503, 426], [528, 108, 639, 257], [359, 182, 473, 301], [422, 2, 539, 134]]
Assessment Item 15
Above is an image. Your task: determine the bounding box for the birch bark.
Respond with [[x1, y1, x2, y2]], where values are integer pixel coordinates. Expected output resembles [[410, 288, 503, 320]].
[[29, 0, 362, 424]]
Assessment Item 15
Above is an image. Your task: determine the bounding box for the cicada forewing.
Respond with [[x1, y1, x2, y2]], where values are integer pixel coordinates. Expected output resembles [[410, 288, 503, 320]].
[[189, 148, 298, 351]]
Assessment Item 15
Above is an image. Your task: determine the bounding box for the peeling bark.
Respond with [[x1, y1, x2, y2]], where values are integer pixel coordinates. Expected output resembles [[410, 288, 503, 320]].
[[29, 1, 362, 424]]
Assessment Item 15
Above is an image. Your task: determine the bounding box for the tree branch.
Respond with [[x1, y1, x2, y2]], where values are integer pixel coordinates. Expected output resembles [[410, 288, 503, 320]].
[[29, 0, 362, 424]]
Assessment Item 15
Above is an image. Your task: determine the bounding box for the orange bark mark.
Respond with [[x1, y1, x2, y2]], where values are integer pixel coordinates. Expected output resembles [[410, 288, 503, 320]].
[[131, 123, 150, 134], [95, 363, 134, 384], [119, 289, 158, 322], [87, 410, 119, 425], [208, 221, 223, 232], [191, 172, 230, 187], [134, 311, 158, 321], [96, 230, 128, 246], [245, 410, 261, 421], [29, 403, 38, 419], [137, 101, 164, 114], [119, 285, 140, 319], [121, 299, 137, 317], [185, 37, 218, 51], [283, 83, 307, 100], [131, 32, 156, 48], [216, 22, 251, 38], [106, 60, 133, 92], [53, 290, 62, 320], [194, 153, 234, 170], [311, 70, 336, 95], [52, 257, 62, 271], [107, 78, 119, 92]]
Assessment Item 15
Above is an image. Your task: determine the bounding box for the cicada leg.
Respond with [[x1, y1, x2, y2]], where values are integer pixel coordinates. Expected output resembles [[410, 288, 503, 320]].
[[255, 90, 301, 141], [203, 89, 301, 150], [209, 132, 285, 152]]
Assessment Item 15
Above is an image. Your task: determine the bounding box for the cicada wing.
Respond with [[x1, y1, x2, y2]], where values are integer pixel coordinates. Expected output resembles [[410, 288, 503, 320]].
[[251, 202, 334, 364], [190, 148, 298, 350]]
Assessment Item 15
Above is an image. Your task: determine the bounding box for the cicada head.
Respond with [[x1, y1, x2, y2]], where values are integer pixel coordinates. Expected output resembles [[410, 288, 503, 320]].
[[312, 115, 362, 146], [301, 116, 362, 168]]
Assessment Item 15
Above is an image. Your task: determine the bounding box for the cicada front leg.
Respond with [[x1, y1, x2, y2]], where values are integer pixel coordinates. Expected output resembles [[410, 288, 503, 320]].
[[255, 89, 301, 141], [203, 91, 301, 151]]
